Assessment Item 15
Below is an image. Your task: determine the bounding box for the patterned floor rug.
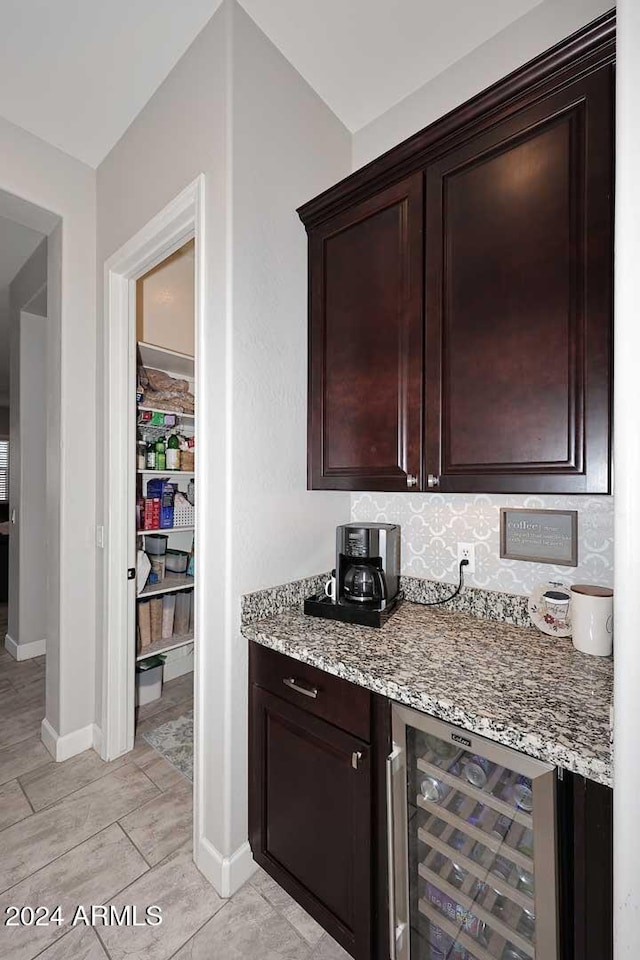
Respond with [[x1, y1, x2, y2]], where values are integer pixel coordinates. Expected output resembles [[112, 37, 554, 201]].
[[143, 709, 193, 781]]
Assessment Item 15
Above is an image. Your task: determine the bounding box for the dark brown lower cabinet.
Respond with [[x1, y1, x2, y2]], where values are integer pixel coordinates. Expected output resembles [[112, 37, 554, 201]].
[[249, 677, 373, 958], [249, 642, 613, 960], [563, 772, 613, 960]]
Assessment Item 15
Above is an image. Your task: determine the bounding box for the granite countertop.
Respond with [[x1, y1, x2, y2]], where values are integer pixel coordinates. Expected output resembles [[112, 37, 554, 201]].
[[242, 600, 613, 786]]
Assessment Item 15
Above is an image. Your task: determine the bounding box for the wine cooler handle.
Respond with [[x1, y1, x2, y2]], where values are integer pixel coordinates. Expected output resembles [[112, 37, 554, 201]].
[[386, 746, 402, 960]]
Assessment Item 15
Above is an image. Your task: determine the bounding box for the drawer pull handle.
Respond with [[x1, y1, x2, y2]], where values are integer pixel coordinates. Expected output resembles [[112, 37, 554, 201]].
[[283, 677, 318, 699], [352, 751, 363, 770]]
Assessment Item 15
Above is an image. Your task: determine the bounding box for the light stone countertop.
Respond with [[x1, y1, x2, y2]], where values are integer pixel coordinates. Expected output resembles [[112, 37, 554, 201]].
[[242, 600, 613, 786]]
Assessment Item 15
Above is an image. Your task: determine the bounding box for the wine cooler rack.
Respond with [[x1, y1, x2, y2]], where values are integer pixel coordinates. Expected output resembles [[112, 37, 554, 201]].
[[388, 706, 559, 960]]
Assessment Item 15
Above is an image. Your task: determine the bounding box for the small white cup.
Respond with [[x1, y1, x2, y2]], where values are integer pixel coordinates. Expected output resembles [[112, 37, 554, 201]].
[[570, 584, 613, 656], [324, 576, 337, 601]]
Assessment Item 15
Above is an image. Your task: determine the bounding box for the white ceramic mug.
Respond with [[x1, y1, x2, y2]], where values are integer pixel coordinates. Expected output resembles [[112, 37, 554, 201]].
[[570, 584, 613, 656], [324, 576, 337, 601]]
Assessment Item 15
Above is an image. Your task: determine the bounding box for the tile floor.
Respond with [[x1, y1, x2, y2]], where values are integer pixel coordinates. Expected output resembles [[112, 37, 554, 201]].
[[0, 605, 350, 960]]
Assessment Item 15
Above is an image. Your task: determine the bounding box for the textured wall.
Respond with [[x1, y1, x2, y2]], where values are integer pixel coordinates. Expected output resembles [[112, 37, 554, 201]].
[[97, 0, 351, 887], [352, 0, 614, 170], [352, 493, 613, 596]]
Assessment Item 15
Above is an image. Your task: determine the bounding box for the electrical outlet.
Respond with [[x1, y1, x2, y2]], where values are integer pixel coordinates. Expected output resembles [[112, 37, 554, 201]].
[[457, 542, 476, 575]]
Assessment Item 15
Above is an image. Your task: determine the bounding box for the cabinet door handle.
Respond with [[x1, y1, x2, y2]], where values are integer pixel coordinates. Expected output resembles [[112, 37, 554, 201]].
[[427, 473, 440, 488], [406, 474, 418, 488], [351, 751, 363, 770], [386, 746, 403, 960], [282, 677, 318, 699]]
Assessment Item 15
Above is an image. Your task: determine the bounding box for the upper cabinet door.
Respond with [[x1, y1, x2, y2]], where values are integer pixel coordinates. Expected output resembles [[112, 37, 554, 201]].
[[425, 66, 613, 494], [308, 174, 424, 491]]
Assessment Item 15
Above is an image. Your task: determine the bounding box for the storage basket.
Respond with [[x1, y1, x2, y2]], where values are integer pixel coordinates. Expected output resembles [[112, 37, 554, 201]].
[[173, 499, 194, 527]]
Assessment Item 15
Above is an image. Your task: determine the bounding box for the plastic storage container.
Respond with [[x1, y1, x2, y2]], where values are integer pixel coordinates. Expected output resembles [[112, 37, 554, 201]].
[[165, 549, 189, 574], [149, 555, 166, 583], [149, 597, 163, 642], [136, 658, 164, 705], [138, 600, 151, 651], [162, 593, 176, 639], [174, 590, 191, 635], [145, 534, 168, 555]]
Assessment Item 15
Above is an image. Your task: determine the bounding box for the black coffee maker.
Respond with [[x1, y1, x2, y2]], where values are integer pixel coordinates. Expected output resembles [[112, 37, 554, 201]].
[[304, 523, 402, 627], [336, 523, 400, 608]]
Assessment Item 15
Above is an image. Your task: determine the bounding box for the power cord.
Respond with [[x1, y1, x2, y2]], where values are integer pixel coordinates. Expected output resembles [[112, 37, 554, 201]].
[[422, 558, 469, 606]]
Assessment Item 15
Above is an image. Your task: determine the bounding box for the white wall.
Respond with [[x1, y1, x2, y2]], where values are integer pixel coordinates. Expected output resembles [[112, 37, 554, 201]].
[[8, 240, 47, 649], [17, 311, 47, 654], [0, 116, 96, 741], [614, 2, 640, 954], [230, 0, 351, 854], [96, 0, 350, 892], [353, 0, 615, 169], [97, 2, 232, 886], [0, 287, 10, 406]]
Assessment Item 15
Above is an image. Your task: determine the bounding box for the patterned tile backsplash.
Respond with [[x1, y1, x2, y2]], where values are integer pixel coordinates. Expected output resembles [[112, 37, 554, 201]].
[[351, 493, 614, 597]]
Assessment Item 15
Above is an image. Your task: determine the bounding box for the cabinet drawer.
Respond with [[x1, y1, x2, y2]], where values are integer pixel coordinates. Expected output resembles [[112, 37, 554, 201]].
[[250, 642, 371, 742]]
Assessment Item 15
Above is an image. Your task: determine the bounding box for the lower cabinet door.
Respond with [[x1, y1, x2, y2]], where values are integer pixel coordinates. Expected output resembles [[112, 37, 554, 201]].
[[569, 774, 613, 960], [249, 685, 372, 959]]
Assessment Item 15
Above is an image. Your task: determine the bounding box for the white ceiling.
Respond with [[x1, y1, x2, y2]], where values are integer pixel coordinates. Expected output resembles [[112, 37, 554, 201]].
[[0, 0, 544, 168], [0, 0, 222, 168], [240, 0, 544, 133]]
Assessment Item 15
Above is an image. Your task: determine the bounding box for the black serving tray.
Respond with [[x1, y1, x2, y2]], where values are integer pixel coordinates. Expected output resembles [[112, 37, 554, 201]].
[[303, 592, 403, 628]]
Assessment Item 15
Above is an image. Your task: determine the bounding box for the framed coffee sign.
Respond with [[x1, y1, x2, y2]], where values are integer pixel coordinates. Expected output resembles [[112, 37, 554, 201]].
[[500, 508, 578, 566]]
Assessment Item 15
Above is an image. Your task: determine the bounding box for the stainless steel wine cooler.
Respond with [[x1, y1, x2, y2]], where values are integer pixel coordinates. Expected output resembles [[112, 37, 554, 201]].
[[387, 705, 559, 960]]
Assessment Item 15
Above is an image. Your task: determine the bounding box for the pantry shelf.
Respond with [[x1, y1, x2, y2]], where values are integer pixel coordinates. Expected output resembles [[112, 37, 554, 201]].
[[137, 470, 194, 477], [138, 526, 195, 534], [138, 406, 194, 420], [138, 575, 194, 599], [138, 340, 194, 378], [137, 632, 194, 662]]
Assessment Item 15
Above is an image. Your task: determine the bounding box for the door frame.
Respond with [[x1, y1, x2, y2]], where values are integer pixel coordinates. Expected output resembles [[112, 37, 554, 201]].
[[100, 176, 205, 768]]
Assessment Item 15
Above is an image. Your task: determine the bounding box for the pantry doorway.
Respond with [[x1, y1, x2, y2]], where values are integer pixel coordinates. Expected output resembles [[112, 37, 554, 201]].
[[100, 177, 205, 839]]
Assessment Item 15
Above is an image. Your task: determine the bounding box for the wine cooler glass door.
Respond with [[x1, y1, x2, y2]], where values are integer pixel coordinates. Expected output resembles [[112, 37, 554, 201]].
[[387, 706, 559, 960]]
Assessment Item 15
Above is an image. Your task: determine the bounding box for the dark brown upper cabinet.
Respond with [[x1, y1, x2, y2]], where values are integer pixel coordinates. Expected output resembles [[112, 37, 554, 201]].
[[307, 174, 425, 491], [425, 67, 613, 493], [299, 11, 614, 495]]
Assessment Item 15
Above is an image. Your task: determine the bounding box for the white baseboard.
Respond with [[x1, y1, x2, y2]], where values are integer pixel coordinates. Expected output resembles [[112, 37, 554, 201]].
[[41, 719, 98, 762], [5, 633, 46, 660], [92, 723, 103, 757], [195, 836, 256, 898]]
